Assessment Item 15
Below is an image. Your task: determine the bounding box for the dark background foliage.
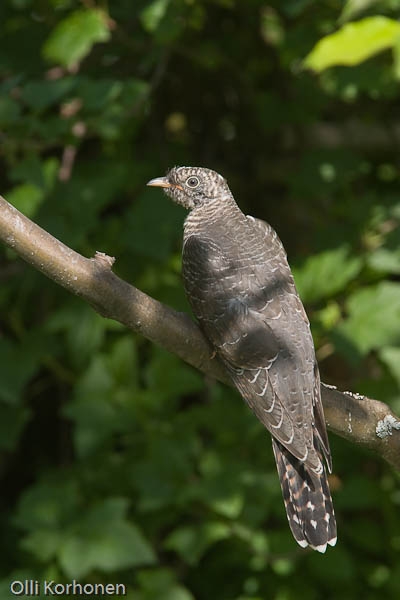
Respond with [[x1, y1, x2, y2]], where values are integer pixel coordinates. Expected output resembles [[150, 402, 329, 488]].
[[0, 0, 400, 598]]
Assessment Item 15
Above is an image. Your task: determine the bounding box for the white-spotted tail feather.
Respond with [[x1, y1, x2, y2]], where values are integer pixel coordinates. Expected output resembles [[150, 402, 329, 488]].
[[272, 438, 337, 552]]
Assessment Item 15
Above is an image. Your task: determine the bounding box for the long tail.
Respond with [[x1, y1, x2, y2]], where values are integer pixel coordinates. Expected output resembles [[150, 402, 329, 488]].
[[272, 438, 337, 552]]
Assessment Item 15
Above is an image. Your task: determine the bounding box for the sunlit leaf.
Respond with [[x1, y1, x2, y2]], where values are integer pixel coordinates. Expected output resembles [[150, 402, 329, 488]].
[[293, 246, 361, 303], [140, 0, 170, 32], [338, 282, 400, 354], [304, 17, 400, 72], [393, 35, 400, 80], [368, 247, 400, 274], [43, 9, 110, 68]]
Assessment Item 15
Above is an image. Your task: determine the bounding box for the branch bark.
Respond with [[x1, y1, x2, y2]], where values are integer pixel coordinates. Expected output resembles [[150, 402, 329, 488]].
[[1, 194, 399, 470]]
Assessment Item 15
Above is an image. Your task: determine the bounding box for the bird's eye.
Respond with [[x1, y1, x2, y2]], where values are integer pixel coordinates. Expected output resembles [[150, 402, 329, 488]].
[[186, 176, 200, 188]]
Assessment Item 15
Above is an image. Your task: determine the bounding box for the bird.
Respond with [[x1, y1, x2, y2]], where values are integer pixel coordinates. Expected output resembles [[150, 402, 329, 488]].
[[147, 166, 337, 552]]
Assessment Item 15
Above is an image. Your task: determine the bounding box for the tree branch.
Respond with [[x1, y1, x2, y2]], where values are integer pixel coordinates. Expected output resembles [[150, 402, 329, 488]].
[[1, 194, 399, 470]]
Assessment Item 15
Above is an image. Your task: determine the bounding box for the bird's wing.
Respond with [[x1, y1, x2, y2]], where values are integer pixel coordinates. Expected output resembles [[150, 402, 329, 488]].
[[248, 217, 332, 470], [183, 219, 330, 472]]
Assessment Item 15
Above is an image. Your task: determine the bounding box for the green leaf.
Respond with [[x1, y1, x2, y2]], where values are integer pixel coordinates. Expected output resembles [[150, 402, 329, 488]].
[[133, 431, 197, 512], [292, 246, 361, 304], [145, 348, 203, 400], [88, 78, 150, 139], [136, 569, 195, 600], [0, 96, 21, 125], [20, 78, 77, 111], [368, 247, 400, 274], [339, 0, 380, 24], [64, 398, 117, 458], [393, 35, 400, 80], [42, 9, 110, 68], [21, 529, 63, 562], [59, 498, 156, 578], [347, 518, 386, 553], [107, 335, 138, 388], [77, 78, 123, 111], [308, 545, 355, 584], [335, 476, 382, 510], [316, 301, 341, 331], [338, 282, 400, 354], [35, 159, 126, 248], [260, 7, 284, 46], [197, 452, 245, 518], [18, 492, 156, 576], [46, 304, 107, 368], [380, 346, 400, 386], [63, 355, 116, 457], [6, 183, 44, 218], [165, 522, 231, 565], [304, 16, 400, 72], [15, 478, 80, 531], [66, 308, 106, 367], [10, 156, 58, 192], [0, 337, 40, 404], [140, 0, 171, 32]]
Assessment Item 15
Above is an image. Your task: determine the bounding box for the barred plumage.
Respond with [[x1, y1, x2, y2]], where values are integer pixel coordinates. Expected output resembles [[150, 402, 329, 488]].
[[272, 440, 336, 551], [147, 166, 337, 551]]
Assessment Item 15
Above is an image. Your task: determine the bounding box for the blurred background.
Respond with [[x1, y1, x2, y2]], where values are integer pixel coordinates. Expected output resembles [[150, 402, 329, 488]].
[[0, 1, 400, 598]]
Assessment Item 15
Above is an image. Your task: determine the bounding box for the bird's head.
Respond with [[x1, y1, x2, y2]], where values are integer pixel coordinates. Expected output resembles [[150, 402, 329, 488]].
[[147, 166, 230, 209]]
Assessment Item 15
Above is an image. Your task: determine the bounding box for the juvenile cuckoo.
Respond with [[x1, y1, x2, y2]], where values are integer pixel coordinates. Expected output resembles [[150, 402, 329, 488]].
[[147, 166, 337, 552]]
